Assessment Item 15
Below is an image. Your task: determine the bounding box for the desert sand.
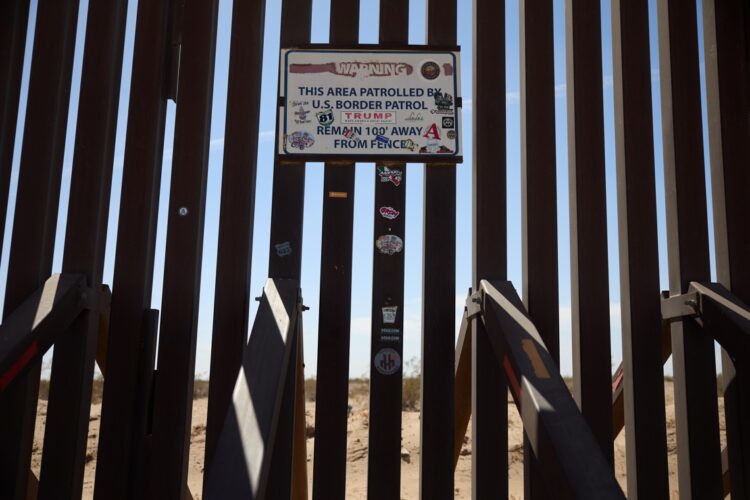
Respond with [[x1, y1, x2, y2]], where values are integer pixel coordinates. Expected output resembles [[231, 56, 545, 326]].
[[31, 380, 724, 499]]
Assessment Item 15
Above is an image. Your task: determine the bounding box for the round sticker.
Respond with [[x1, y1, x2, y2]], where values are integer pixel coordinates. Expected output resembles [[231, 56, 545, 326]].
[[376, 234, 404, 255], [374, 348, 401, 375], [421, 61, 441, 80]]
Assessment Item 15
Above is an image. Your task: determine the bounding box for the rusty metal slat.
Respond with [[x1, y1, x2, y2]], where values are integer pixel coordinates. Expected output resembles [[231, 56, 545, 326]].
[[267, 0, 313, 281], [703, 0, 750, 496], [365, 4, 408, 499], [0, 1, 80, 498], [93, 0, 172, 496], [310, 1, 360, 497], [565, 0, 614, 466], [367, 164, 406, 500], [421, 165, 456, 499], [610, 1, 670, 497], [520, 1, 559, 497], [128, 309, 159, 499], [656, 0, 723, 496], [471, 0, 508, 497], [0, 0, 30, 260], [148, 0, 219, 496], [36, 2, 128, 497], [419, 1, 458, 498], [204, 0, 267, 479], [312, 162, 356, 499]]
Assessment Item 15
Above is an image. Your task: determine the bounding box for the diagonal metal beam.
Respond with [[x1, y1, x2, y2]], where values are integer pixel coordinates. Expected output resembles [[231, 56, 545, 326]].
[[203, 279, 301, 500], [479, 279, 625, 500], [453, 308, 471, 468], [0, 274, 88, 390]]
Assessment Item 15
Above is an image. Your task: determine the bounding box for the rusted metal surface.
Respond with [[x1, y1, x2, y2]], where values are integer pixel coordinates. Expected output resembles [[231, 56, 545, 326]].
[[367, 162, 406, 500], [657, 0, 723, 496], [565, 0, 614, 466], [471, 0, 508, 497], [520, 0, 558, 496], [204, 0, 268, 479], [611, 0, 670, 496], [267, 0, 312, 281], [0, 1, 80, 497], [0, 0, 29, 260], [703, 0, 750, 496], [94, 0, 173, 496], [365, 2, 408, 499], [422, 0, 458, 482], [39, 1, 128, 496], [311, 1, 359, 497], [148, 0, 219, 496]]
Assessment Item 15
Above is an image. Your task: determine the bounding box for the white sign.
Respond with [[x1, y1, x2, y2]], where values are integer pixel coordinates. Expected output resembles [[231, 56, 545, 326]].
[[278, 48, 462, 162]]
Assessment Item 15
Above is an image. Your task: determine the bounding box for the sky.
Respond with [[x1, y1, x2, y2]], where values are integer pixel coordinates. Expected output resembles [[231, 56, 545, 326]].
[[1, 0, 720, 379]]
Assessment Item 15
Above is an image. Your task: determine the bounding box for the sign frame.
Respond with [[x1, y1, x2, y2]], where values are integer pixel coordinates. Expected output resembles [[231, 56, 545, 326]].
[[277, 44, 463, 164]]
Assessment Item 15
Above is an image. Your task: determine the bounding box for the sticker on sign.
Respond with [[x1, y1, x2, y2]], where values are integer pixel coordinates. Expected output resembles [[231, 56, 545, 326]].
[[278, 48, 462, 162]]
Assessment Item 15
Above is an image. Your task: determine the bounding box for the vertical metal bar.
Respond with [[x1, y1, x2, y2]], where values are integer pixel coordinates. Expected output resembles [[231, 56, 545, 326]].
[[420, 2, 457, 499], [471, 0, 507, 498], [0, 0, 30, 258], [204, 0, 268, 478], [36, 0, 128, 497], [93, 0, 172, 497], [311, 1, 359, 497], [267, 0, 313, 281], [520, 1, 559, 497], [656, 0, 723, 497], [148, 0, 219, 496], [0, 2, 80, 498], [421, 166, 456, 500], [130, 309, 159, 499], [367, 162, 406, 500], [703, 0, 750, 496], [565, 0, 613, 465], [610, 1, 670, 498], [366, 4, 408, 499]]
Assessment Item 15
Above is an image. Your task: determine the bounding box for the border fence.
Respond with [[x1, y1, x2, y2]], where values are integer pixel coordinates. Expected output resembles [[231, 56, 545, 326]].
[[1, 0, 749, 498]]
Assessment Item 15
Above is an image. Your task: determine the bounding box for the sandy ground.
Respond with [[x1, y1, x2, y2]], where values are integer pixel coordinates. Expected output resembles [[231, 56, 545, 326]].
[[31, 381, 725, 499]]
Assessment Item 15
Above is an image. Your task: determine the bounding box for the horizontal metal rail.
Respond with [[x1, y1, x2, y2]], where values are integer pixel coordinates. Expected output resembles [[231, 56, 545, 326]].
[[478, 279, 625, 500], [203, 278, 302, 500]]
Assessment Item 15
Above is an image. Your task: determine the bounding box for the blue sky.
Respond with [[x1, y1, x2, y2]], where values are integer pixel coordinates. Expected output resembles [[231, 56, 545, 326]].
[[2, 0, 719, 379]]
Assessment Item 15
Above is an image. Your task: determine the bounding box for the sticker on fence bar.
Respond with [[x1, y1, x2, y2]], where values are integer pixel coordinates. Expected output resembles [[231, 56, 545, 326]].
[[374, 348, 401, 375], [381, 306, 398, 324], [278, 48, 462, 162], [379, 206, 400, 219], [376, 234, 403, 255], [275, 241, 292, 257], [377, 166, 402, 186], [380, 328, 400, 342]]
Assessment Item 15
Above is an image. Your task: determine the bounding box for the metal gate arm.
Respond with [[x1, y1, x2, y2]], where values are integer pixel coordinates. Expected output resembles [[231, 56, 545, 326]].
[[479, 279, 625, 500], [661, 282, 750, 362], [0, 274, 92, 390]]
